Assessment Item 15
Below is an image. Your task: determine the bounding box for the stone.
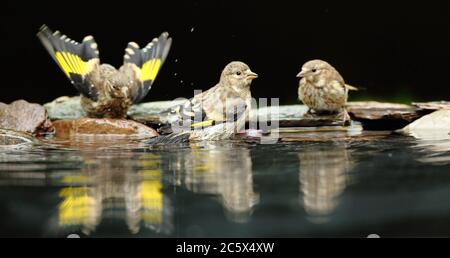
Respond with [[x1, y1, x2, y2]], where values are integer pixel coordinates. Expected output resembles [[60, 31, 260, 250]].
[[128, 99, 186, 127], [45, 97, 435, 132], [0, 100, 53, 135], [44, 96, 85, 120], [0, 129, 35, 146], [347, 101, 422, 121], [412, 101, 450, 111], [44, 96, 185, 125], [347, 101, 428, 130], [397, 109, 450, 140], [52, 118, 159, 139]]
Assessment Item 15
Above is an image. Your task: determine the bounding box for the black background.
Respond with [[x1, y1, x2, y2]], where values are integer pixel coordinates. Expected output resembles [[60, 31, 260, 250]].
[[1, 0, 449, 104]]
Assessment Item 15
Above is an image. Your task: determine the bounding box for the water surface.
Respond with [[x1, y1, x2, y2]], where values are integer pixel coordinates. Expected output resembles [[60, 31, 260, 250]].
[[1, 135, 450, 237]]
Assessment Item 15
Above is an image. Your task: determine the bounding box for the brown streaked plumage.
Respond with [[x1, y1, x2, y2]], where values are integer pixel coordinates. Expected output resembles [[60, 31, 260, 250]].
[[37, 25, 172, 118], [297, 60, 357, 121]]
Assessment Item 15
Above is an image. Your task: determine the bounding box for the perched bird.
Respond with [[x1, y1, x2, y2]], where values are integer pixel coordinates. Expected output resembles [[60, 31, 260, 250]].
[[297, 60, 357, 122], [37, 25, 172, 118], [153, 61, 258, 143]]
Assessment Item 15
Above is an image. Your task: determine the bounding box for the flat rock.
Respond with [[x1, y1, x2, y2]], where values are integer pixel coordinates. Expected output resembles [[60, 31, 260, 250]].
[[236, 124, 393, 143], [347, 101, 421, 121], [0, 100, 53, 135], [276, 124, 365, 142], [44, 96, 186, 127], [45, 97, 435, 132], [128, 99, 186, 117], [52, 118, 159, 139], [0, 129, 35, 146], [397, 109, 450, 140], [347, 101, 428, 130], [412, 101, 450, 111], [278, 130, 392, 142], [256, 105, 308, 120], [128, 99, 186, 127]]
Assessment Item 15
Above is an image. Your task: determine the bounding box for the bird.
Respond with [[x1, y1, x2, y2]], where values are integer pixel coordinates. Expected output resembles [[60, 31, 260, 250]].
[[151, 61, 258, 143], [37, 25, 172, 118], [297, 59, 357, 123]]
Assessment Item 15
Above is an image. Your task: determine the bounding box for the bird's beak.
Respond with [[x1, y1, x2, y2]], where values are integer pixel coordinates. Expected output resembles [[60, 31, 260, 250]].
[[297, 69, 308, 78], [246, 70, 258, 80]]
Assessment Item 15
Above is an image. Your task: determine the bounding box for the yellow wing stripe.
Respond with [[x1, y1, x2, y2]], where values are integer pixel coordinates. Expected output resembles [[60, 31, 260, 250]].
[[55, 51, 90, 77], [191, 120, 215, 129], [55, 52, 71, 77], [70, 53, 81, 74], [67, 53, 78, 74], [141, 58, 161, 81], [63, 52, 76, 74], [71, 53, 83, 74]]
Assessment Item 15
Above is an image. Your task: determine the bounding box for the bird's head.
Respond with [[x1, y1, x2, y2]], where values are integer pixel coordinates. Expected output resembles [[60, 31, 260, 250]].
[[220, 61, 258, 88], [297, 59, 334, 82]]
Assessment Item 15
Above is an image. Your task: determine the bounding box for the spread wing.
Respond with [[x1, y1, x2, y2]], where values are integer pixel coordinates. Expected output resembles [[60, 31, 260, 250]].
[[161, 97, 211, 132], [124, 33, 172, 103], [37, 25, 100, 101], [162, 89, 248, 131]]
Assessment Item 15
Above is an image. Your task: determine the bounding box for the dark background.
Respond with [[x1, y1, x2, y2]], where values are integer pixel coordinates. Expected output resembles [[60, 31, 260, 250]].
[[1, 0, 449, 104]]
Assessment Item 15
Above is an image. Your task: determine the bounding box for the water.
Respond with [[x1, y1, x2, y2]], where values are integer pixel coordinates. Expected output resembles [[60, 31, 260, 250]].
[[1, 135, 450, 237]]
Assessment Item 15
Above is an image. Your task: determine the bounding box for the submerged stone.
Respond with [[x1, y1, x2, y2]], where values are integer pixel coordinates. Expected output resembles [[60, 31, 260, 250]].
[[0, 100, 53, 135], [52, 118, 159, 139]]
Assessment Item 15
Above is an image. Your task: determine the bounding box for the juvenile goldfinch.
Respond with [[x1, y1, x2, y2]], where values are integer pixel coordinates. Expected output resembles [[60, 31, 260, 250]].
[[297, 60, 357, 123], [155, 61, 257, 142], [37, 25, 171, 118]]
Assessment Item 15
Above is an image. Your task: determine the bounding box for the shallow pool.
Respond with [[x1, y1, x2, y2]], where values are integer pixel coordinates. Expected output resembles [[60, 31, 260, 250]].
[[1, 135, 450, 237]]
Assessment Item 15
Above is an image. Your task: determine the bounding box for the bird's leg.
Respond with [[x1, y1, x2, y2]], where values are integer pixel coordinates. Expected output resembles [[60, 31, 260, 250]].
[[336, 109, 351, 126], [303, 108, 315, 118]]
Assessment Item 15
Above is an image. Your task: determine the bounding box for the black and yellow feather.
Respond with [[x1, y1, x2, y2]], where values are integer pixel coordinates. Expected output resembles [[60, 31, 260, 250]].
[[124, 33, 172, 103], [37, 25, 99, 100]]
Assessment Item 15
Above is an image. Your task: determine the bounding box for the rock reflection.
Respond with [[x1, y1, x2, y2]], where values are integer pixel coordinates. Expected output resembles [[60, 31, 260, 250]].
[[57, 152, 172, 235], [171, 143, 259, 223], [298, 143, 355, 222], [408, 134, 450, 165]]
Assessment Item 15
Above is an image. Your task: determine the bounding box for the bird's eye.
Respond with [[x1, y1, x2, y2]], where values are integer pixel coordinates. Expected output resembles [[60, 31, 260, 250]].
[[236, 71, 242, 76], [312, 69, 317, 73]]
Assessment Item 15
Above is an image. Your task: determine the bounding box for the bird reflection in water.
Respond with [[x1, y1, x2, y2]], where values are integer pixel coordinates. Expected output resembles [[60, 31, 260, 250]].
[[58, 151, 172, 235], [170, 143, 259, 223], [298, 143, 355, 222]]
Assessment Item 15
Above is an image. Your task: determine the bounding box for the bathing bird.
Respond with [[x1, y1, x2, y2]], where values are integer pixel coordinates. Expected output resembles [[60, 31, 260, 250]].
[[151, 61, 258, 143], [37, 25, 172, 118], [297, 59, 357, 123]]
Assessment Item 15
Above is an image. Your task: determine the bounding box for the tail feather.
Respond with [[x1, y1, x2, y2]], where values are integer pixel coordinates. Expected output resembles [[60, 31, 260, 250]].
[[37, 25, 100, 100], [124, 32, 172, 103], [345, 84, 359, 91]]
